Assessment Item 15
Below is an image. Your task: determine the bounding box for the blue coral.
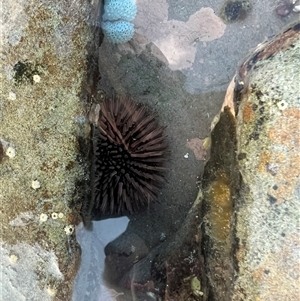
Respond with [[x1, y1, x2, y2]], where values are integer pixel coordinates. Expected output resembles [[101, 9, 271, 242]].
[[101, 0, 137, 44]]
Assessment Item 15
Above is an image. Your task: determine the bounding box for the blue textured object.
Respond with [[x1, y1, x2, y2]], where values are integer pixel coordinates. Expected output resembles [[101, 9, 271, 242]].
[[102, 0, 137, 22], [101, 21, 135, 44], [101, 0, 137, 44]]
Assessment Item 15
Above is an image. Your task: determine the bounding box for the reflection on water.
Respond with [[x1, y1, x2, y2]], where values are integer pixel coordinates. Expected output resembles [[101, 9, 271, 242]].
[[73, 217, 129, 301]]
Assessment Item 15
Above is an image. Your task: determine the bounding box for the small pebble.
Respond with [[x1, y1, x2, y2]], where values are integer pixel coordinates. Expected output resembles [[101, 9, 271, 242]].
[[160, 232, 166, 242], [276, 2, 293, 16]]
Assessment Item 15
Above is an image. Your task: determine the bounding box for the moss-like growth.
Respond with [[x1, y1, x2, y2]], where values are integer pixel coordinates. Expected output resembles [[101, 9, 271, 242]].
[[201, 107, 240, 301], [220, 0, 252, 23], [13, 60, 44, 85]]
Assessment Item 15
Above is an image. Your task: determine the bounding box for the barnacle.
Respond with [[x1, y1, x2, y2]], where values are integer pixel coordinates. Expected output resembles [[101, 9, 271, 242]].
[[64, 225, 75, 235], [31, 180, 41, 190], [39, 213, 48, 223], [51, 212, 58, 220]]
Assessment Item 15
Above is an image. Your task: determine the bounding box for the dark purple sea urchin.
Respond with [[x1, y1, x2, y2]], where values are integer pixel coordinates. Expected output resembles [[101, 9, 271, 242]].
[[91, 97, 168, 217]]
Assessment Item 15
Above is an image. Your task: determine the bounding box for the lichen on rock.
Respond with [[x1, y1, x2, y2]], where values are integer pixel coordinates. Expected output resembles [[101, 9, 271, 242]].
[[197, 22, 300, 301], [0, 0, 96, 299]]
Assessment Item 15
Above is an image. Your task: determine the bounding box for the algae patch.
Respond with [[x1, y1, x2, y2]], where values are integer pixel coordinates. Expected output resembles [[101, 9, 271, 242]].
[[220, 0, 252, 23], [201, 107, 240, 301], [13, 60, 44, 85], [206, 172, 233, 241]]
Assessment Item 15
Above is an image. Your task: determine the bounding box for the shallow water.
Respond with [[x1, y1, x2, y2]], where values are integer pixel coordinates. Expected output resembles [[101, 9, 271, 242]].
[[73, 0, 299, 300], [73, 218, 129, 301]]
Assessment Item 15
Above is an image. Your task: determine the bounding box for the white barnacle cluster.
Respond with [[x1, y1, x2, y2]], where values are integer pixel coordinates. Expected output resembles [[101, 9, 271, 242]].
[[58, 212, 64, 218], [101, 0, 137, 43], [51, 211, 64, 220], [64, 225, 75, 235], [39, 211, 64, 223]]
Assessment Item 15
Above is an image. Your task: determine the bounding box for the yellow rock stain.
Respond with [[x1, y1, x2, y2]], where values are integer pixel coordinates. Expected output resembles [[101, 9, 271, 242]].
[[207, 172, 233, 241]]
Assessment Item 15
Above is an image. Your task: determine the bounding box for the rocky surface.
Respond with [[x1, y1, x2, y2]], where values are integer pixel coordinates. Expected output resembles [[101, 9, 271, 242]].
[[0, 0, 97, 300], [231, 22, 300, 301], [201, 22, 300, 301], [2, 0, 299, 300]]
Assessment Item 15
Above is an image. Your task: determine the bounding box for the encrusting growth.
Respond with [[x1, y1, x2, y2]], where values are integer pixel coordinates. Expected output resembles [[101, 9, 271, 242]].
[[91, 97, 168, 216]]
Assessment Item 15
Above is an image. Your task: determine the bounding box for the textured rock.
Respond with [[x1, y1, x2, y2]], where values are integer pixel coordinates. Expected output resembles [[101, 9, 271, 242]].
[[201, 107, 239, 301], [201, 22, 300, 301], [232, 22, 300, 301], [0, 0, 96, 300]]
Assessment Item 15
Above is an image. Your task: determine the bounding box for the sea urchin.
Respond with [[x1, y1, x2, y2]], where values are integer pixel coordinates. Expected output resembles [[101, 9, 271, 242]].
[[91, 97, 168, 217]]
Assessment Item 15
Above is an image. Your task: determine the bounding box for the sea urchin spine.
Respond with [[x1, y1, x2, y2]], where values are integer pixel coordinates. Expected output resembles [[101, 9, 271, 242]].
[[91, 97, 168, 217]]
